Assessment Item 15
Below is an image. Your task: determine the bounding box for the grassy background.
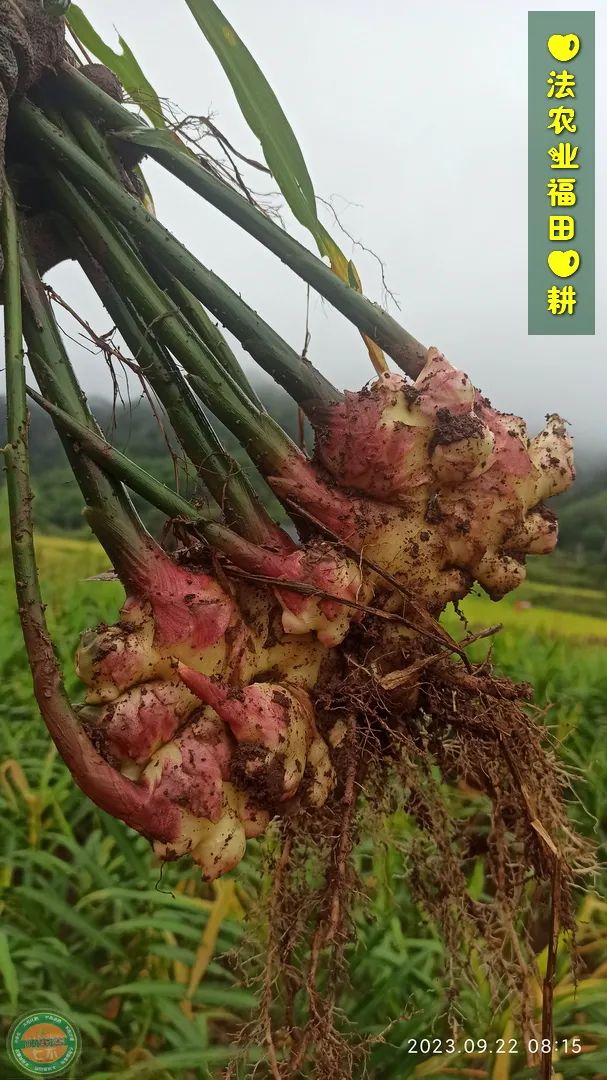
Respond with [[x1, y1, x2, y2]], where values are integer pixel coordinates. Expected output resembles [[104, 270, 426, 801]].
[[1, 529, 607, 1078]]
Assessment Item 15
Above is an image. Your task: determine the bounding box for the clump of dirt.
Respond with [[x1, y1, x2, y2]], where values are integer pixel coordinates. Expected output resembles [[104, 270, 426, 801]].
[[0, 6, 142, 280], [428, 405, 486, 451], [77, 61, 123, 102], [0, 0, 66, 276]]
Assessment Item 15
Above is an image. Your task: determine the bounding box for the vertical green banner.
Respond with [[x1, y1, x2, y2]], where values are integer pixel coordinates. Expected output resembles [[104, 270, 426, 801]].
[[528, 11, 595, 334]]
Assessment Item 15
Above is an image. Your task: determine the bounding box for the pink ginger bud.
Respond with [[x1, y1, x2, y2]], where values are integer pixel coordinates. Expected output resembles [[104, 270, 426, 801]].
[[211, 529, 371, 647], [310, 372, 431, 497], [311, 348, 494, 500], [268, 451, 363, 542], [79, 678, 197, 766], [415, 347, 475, 416], [120, 544, 236, 650], [141, 710, 270, 878], [177, 668, 317, 802], [103, 531, 237, 651], [150, 779, 270, 879], [142, 707, 232, 821], [77, 544, 248, 701], [76, 617, 157, 703], [273, 544, 372, 647]]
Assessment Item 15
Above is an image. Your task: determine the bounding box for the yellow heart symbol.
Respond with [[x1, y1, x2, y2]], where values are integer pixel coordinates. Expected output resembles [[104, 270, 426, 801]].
[[547, 250, 580, 278], [547, 34, 580, 62]]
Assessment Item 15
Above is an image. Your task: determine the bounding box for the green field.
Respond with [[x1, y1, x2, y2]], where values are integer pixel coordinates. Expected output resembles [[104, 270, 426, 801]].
[[1, 533, 607, 1078], [446, 580, 607, 642]]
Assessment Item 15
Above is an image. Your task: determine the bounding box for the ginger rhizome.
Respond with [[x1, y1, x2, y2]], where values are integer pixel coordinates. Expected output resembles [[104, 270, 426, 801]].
[[74, 349, 573, 879]]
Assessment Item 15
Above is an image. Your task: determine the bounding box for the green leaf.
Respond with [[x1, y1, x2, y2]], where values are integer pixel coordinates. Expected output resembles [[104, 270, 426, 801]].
[[184, 0, 387, 372], [184, 0, 318, 233], [0, 932, 19, 1009], [67, 6, 167, 129], [118, 1047, 263, 1077], [467, 857, 485, 901], [105, 979, 257, 1011], [17, 887, 121, 956]]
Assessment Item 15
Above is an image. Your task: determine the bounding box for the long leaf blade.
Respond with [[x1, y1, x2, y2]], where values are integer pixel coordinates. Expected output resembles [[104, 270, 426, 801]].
[[185, 0, 317, 231], [67, 6, 167, 129], [184, 0, 387, 372]]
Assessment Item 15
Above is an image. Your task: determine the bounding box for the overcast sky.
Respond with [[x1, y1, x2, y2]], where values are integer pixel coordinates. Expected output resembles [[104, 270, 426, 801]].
[[37, 1, 607, 452]]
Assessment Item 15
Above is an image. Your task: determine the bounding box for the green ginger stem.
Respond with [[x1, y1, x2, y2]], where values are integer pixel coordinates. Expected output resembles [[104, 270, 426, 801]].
[[145, 252, 263, 408], [1, 178, 176, 839], [36, 105, 282, 542], [44, 166, 300, 479], [56, 63, 427, 378], [58, 101, 262, 407], [18, 231, 152, 572], [73, 232, 279, 544], [15, 98, 340, 409], [28, 391, 300, 575], [27, 387, 215, 524]]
